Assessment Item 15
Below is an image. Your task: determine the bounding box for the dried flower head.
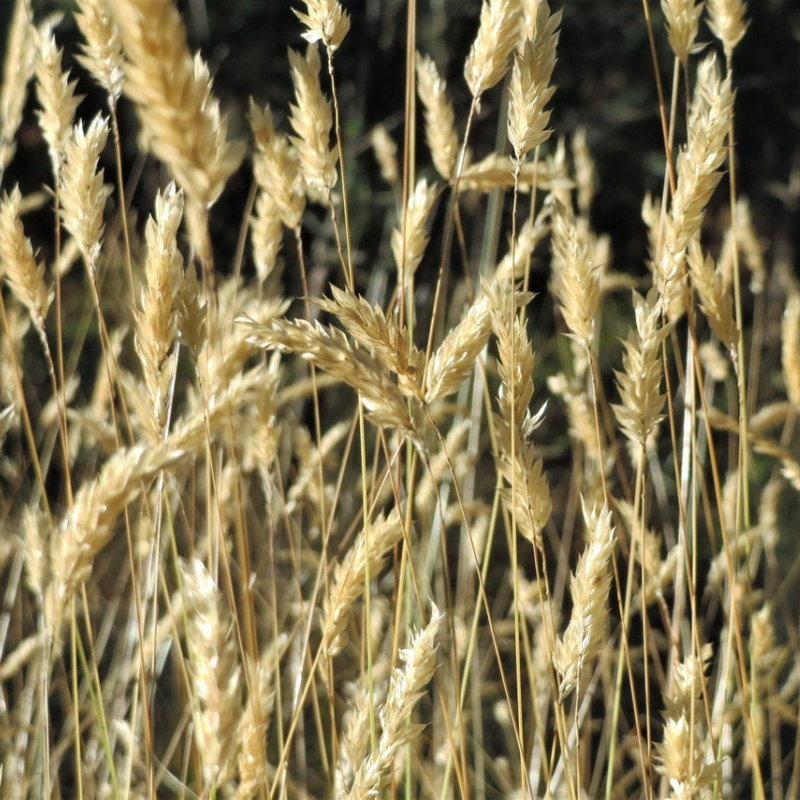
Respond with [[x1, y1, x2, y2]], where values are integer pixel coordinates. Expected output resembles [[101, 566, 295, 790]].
[[35, 26, 83, 172], [288, 44, 338, 199], [135, 183, 185, 439], [554, 500, 615, 699], [416, 53, 460, 180], [391, 178, 439, 287], [662, 0, 704, 64], [613, 289, 670, 448], [507, 2, 560, 162], [464, 0, 522, 97], [114, 0, 244, 209], [294, 0, 350, 51], [0, 0, 37, 173], [59, 114, 111, 271], [250, 100, 306, 230], [0, 186, 52, 329], [707, 0, 749, 58], [74, 0, 124, 101]]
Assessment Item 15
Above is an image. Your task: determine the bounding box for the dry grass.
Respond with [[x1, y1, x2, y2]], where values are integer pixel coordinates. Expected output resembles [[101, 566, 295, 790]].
[[0, 0, 797, 798]]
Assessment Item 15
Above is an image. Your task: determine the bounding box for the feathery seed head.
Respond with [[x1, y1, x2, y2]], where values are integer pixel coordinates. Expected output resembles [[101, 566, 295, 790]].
[[59, 114, 111, 271], [391, 178, 439, 287], [135, 183, 185, 438], [464, 0, 522, 97], [553, 499, 615, 699], [416, 53, 460, 180], [783, 288, 800, 413], [294, 0, 350, 51], [181, 558, 242, 788], [707, 0, 749, 58], [662, 0, 704, 64], [114, 0, 244, 210], [345, 606, 442, 799], [507, 3, 560, 162], [551, 204, 601, 350], [657, 55, 733, 320], [0, 186, 52, 329], [656, 647, 717, 796], [322, 509, 404, 657], [687, 238, 737, 351], [613, 289, 670, 448], [35, 26, 83, 172], [424, 290, 494, 403], [250, 101, 307, 230], [75, 0, 124, 101], [288, 44, 338, 199], [0, 0, 37, 174], [370, 124, 399, 185]]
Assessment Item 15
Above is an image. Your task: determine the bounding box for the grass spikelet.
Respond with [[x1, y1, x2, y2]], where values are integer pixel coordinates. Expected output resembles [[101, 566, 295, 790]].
[[134, 182, 184, 439], [424, 289, 493, 403], [369, 124, 399, 186], [314, 285, 425, 398], [494, 209, 551, 283], [114, 0, 244, 211], [344, 604, 443, 798], [553, 499, 615, 699], [34, 26, 83, 173], [176, 261, 207, 356], [74, 0, 124, 101], [612, 289, 670, 448], [391, 178, 439, 288], [321, 508, 404, 657], [657, 54, 733, 319], [572, 127, 596, 218], [706, 0, 749, 58], [58, 114, 111, 272], [288, 43, 338, 199], [181, 557, 243, 790], [551, 204, 601, 351], [464, 0, 521, 98], [335, 682, 375, 797], [655, 648, 718, 797], [240, 316, 416, 432], [46, 441, 184, 633], [687, 238, 737, 353], [294, 0, 351, 51], [22, 507, 49, 598], [661, 0, 704, 64], [250, 100, 306, 231], [416, 53, 460, 181], [507, 2, 560, 163], [0, 186, 52, 330], [0, 0, 36, 174], [487, 281, 551, 548], [250, 186, 283, 286], [236, 654, 277, 799]]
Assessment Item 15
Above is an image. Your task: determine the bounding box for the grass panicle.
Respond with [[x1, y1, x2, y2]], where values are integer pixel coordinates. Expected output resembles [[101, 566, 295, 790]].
[[0, 0, 36, 175], [0, 1, 795, 797], [0, 185, 52, 330]]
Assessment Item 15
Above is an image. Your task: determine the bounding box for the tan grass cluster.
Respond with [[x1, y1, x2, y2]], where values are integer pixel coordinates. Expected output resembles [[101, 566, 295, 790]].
[[3, 0, 797, 797]]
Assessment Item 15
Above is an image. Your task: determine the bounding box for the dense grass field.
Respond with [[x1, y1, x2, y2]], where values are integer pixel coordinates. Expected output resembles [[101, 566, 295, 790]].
[[1, 0, 799, 797]]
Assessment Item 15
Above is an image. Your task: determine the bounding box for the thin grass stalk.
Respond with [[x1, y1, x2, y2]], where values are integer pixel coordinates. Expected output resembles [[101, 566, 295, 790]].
[[424, 405, 535, 799], [689, 322, 766, 793], [718, 48, 757, 765]]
